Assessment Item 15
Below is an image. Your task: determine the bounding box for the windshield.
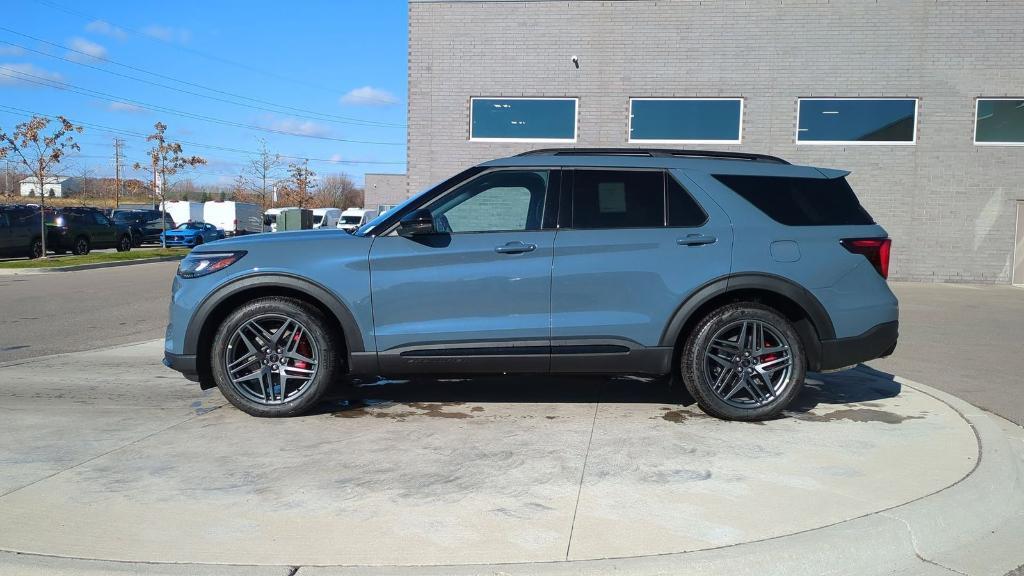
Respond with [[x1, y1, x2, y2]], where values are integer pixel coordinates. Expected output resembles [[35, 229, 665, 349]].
[[175, 223, 203, 230], [356, 182, 439, 236], [340, 216, 362, 224], [313, 215, 324, 224]]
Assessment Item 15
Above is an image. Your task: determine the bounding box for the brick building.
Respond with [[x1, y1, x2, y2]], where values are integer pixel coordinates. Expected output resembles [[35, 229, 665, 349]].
[[407, 0, 1024, 284]]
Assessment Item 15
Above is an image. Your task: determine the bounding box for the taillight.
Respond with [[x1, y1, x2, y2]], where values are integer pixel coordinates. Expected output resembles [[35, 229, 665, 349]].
[[841, 238, 891, 278]]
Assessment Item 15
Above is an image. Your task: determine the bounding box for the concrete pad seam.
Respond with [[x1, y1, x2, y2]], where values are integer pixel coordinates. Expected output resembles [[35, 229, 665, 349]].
[[0, 408, 212, 501], [0, 338, 162, 369], [564, 397, 601, 561]]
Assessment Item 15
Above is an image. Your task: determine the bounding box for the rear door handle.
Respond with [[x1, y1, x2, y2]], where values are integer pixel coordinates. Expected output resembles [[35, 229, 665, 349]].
[[677, 234, 717, 246], [495, 241, 537, 254]]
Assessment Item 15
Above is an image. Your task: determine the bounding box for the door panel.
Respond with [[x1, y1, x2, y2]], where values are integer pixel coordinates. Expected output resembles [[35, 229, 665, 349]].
[[550, 169, 733, 360], [368, 168, 558, 374]]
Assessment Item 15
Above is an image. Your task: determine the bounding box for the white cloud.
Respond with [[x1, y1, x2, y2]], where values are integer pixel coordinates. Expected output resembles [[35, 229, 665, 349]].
[[329, 153, 344, 162], [108, 102, 147, 114], [85, 20, 127, 40], [0, 63, 63, 87], [340, 86, 399, 106], [142, 25, 191, 44], [67, 37, 107, 61], [0, 46, 25, 56], [258, 116, 332, 138]]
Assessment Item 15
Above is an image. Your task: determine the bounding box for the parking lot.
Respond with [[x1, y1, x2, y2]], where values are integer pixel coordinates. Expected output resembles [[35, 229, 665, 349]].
[[0, 263, 1022, 575]]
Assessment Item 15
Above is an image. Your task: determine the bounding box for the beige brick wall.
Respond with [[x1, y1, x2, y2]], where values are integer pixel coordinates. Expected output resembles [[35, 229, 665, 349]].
[[408, 0, 1024, 283], [364, 173, 409, 212]]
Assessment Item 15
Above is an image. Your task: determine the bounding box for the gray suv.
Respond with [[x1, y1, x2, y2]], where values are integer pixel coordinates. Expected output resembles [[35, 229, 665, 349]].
[[164, 148, 898, 421]]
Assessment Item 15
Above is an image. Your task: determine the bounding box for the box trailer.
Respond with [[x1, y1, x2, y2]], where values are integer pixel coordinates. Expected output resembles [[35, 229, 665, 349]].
[[161, 201, 204, 226], [203, 201, 262, 236]]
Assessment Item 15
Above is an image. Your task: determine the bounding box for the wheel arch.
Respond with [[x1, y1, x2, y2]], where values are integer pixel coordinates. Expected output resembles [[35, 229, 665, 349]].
[[660, 273, 834, 371], [186, 274, 365, 388]]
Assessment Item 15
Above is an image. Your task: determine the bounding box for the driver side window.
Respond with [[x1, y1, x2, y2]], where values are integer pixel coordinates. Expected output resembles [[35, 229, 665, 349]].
[[428, 170, 549, 233]]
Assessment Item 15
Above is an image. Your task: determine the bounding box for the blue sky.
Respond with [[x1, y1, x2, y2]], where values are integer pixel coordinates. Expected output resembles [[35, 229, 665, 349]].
[[0, 0, 408, 186]]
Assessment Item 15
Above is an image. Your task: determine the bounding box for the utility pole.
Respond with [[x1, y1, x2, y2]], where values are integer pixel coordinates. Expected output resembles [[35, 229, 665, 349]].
[[113, 138, 124, 207]]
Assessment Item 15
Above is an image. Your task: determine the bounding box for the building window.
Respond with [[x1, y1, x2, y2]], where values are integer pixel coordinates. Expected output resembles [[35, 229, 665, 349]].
[[470, 98, 577, 142], [629, 98, 743, 143], [796, 98, 917, 145], [975, 98, 1024, 146]]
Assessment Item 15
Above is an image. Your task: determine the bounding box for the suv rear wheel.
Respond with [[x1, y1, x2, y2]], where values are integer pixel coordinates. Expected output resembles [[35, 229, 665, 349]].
[[681, 303, 805, 421], [211, 297, 340, 417], [72, 236, 90, 256], [29, 238, 43, 259], [116, 234, 132, 252]]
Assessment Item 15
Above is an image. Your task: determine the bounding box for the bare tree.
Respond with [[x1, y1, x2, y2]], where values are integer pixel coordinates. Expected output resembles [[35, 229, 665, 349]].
[[286, 159, 316, 208], [319, 173, 364, 209], [246, 139, 283, 209], [133, 122, 206, 247], [0, 115, 83, 258]]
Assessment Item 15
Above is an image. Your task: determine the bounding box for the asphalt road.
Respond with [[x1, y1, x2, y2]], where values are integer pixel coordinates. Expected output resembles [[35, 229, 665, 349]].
[[0, 261, 177, 362], [0, 262, 1021, 424]]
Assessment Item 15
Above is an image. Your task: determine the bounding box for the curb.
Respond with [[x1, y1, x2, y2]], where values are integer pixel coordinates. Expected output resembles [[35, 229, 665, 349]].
[[0, 255, 184, 275], [0, 367, 1020, 575]]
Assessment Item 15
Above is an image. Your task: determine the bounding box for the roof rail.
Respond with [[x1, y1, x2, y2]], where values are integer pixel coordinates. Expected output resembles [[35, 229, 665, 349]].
[[515, 147, 789, 164]]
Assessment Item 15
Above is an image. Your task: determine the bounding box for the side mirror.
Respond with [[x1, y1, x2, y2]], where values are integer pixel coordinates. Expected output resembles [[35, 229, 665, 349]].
[[397, 208, 435, 237]]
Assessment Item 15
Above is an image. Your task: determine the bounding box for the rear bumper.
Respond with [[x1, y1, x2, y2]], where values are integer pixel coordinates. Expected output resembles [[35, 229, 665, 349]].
[[163, 351, 199, 382], [817, 321, 898, 372]]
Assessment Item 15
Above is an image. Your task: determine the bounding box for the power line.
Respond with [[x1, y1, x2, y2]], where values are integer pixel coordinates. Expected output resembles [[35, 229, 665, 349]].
[[28, 1, 400, 105], [0, 66, 406, 146], [0, 105, 407, 167], [0, 31, 405, 129]]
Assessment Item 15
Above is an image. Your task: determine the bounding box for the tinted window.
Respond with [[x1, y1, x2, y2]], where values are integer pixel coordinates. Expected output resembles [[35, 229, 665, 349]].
[[714, 174, 874, 226], [92, 213, 111, 225], [429, 170, 550, 233], [630, 99, 742, 142], [975, 99, 1024, 144], [667, 175, 708, 227], [572, 170, 664, 229], [471, 98, 576, 141], [797, 99, 916, 143]]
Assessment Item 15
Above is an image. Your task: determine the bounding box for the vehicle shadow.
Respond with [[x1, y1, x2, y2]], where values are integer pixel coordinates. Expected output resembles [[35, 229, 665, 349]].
[[315, 364, 901, 417]]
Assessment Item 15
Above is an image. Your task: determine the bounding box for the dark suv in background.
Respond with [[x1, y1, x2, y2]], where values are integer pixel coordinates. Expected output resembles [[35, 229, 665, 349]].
[[49, 207, 133, 255], [0, 204, 47, 258], [112, 209, 176, 246]]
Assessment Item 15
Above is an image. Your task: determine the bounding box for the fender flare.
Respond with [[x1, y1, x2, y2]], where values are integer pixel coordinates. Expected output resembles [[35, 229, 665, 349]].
[[183, 273, 365, 359], [659, 272, 835, 348]]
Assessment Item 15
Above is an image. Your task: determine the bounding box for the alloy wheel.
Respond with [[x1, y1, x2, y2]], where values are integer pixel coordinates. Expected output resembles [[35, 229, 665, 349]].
[[224, 313, 320, 405], [702, 319, 794, 409]]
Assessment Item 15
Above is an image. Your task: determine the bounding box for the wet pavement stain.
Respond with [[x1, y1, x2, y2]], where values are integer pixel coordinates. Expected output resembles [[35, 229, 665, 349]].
[[795, 408, 924, 424], [332, 399, 474, 420], [660, 409, 711, 424]]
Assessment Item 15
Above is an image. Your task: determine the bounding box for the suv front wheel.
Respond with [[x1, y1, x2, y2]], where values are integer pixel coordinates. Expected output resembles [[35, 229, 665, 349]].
[[211, 297, 340, 417], [681, 303, 805, 421]]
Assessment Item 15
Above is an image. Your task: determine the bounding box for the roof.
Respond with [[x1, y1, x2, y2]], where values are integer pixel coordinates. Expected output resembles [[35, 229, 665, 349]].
[[483, 147, 842, 178], [20, 176, 74, 185]]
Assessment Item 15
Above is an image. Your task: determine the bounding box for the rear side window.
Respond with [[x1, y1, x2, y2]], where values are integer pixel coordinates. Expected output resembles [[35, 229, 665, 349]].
[[667, 175, 707, 227], [572, 170, 664, 229], [713, 174, 874, 226]]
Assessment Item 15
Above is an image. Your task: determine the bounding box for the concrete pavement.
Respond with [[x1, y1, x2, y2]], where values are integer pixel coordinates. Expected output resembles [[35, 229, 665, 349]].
[[1, 340, 1021, 575]]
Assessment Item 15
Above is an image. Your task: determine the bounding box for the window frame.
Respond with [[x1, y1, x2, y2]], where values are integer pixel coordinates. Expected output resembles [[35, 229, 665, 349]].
[[795, 97, 919, 146], [627, 97, 744, 145], [469, 97, 579, 143], [973, 97, 1024, 147], [417, 168, 560, 235]]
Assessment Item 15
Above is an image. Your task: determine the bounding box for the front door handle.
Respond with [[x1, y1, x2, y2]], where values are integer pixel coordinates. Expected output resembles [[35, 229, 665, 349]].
[[495, 241, 537, 254], [677, 234, 717, 246]]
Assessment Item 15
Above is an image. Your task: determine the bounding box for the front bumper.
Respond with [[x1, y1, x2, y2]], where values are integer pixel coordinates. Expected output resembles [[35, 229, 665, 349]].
[[817, 321, 898, 371], [163, 351, 200, 382], [162, 235, 197, 247]]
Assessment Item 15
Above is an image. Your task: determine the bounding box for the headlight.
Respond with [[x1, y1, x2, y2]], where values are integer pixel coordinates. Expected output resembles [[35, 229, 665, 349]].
[[177, 251, 246, 279]]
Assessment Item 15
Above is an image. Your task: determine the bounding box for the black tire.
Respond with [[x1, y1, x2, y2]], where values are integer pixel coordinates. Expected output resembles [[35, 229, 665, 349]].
[[194, 236, 204, 246], [28, 238, 43, 259], [681, 302, 806, 421], [211, 297, 341, 417], [72, 236, 90, 256], [116, 234, 132, 252]]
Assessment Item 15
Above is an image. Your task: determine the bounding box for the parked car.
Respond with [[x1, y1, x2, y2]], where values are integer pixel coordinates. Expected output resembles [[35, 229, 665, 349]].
[[49, 206, 133, 255], [112, 209, 176, 246], [160, 222, 223, 248], [337, 208, 378, 233], [164, 148, 899, 421], [0, 204, 47, 258], [312, 208, 342, 229]]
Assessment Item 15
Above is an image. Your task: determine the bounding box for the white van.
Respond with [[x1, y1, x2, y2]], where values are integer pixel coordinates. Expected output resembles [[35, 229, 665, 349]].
[[312, 208, 342, 229], [337, 208, 378, 233], [203, 201, 262, 236]]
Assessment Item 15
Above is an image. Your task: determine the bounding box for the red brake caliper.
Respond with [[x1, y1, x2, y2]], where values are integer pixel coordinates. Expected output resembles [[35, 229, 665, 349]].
[[760, 336, 778, 365], [293, 332, 311, 370]]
